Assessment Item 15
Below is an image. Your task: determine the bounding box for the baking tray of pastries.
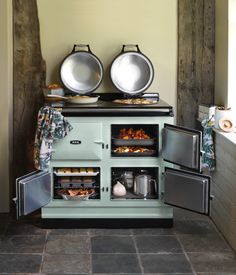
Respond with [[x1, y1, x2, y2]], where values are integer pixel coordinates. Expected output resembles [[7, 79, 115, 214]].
[[54, 168, 99, 176], [57, 176, 95, 186]]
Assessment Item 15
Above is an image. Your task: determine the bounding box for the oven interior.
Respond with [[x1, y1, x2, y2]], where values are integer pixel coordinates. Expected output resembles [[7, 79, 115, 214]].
[[111, 124, 159, 157], [53, 167, 101, 200]]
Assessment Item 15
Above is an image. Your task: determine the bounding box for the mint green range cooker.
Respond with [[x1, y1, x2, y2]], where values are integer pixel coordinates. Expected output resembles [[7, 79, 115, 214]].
[[15, 94, 211, 228]]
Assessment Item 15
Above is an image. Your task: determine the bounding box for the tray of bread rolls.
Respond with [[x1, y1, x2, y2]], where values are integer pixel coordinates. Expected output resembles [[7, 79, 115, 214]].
[[54, 168, 99, 176]]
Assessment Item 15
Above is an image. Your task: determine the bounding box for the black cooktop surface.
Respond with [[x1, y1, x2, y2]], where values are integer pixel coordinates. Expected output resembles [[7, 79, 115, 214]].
[[47, 93, 174, 116]]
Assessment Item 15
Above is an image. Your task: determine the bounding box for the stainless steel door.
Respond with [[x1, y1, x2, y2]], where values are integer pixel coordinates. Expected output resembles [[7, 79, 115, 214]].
[[164, 167, 210, 214], [162, 124, 201, 171], [16, 170, 51, 219], [52, 122, 103, 160]]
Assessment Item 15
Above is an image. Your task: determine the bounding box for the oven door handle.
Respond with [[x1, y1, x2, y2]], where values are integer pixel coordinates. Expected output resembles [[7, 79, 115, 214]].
[[93, 141, 105, 145], [93, 140, 105, 149]]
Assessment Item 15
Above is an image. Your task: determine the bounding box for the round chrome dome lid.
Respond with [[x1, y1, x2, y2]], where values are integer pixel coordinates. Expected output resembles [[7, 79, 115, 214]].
[[60, 45, 103, 94], [110, 45, 154, 95]]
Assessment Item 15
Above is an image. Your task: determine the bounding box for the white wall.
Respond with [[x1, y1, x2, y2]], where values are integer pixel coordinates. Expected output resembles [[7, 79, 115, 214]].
[[37, 0, 177, 108], [0, 0, 12, 212]]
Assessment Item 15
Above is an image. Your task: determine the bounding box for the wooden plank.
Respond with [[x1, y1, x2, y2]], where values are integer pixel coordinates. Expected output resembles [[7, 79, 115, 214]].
[[211, 199, 236, 252], [215, 146, 236, 174], [177, 0, 215, 128], [13, 0, 45, 188], [212, 182, 236, 221], [212, 159, 236, 193], [212, 172, 236, 204], [215, 132, 236, 157]]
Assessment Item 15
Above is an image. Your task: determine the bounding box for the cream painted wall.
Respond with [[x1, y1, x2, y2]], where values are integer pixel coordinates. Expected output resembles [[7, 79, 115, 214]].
[[0, 0, 12, 212], [37, 0, 177, 108]]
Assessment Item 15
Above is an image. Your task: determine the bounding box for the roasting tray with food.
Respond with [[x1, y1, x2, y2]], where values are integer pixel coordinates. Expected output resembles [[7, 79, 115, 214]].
[[54, 168, 99, 176], [112, 146, 156, 156], [112, 128, 156, 146], [57, 188, 95, 201]]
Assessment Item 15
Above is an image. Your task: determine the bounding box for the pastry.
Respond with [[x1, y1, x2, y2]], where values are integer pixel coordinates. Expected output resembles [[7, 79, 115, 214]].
[[71, 168, 79, 173], [83, 177, 93, 183], [60, 176, 70, 183], [72, 176, 82, 183], [63, 168, 71, 174], [79, 168, 86, 173], [87, 168, 94, 173]]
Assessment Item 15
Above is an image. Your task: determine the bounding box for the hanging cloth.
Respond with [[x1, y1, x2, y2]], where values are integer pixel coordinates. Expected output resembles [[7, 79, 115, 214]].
[[34, 106, 73, 170], [201, 117, 216, 170]]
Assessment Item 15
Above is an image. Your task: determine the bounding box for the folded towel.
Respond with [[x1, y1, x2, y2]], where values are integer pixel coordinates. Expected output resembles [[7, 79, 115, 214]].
[[34, 106, 73, 170], [201, 118, 215, 171]]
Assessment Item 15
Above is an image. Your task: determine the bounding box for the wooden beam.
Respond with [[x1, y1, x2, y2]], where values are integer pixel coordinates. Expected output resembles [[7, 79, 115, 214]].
[[177, 0, 215, 128], [13, 0, 45, 184]]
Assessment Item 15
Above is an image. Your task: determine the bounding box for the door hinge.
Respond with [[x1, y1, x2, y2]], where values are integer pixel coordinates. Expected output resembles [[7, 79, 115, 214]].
[[12, 197, 17, 204]]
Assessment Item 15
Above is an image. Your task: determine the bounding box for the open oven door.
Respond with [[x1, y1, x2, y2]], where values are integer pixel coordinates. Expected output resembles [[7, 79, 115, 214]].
[[162, 124, 211, 215], [162, 123, 202, 172], [163, 167, 211, 214], [15, 170, 51, 219]]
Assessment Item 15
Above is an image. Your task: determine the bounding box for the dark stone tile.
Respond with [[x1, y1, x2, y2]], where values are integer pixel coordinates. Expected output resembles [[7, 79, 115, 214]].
[[91, 236, 136, 253], [0, 213, 11, 221], [135, 235, 182, 253], [49, 228, 89, 235], [0, 222, 8, 235], [196, 273, 236, 275], [144, 274, 194, 275], [173, 206, 209, 220], [178, 234, 233, 253], [5, 220, 47, 235], [140, 253, 192, 273], [188, 252, 236, 273], [0, 235, 45, 253], [173, 220, 218, 235], [42, 254, 90, 274], [90, 228, 132, 235], [45, 235, 90, 254], [92, 253, 141, 273], [132, 227, 174, 235], [0, 254, 42, 273], [92, 274, 141, 275]]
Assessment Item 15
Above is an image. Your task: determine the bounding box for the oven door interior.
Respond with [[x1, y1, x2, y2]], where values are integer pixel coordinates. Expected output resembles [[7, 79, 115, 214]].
[[163, 167, 210, 215], [162, 124, 201, 172], [16, 170, 51, 219]]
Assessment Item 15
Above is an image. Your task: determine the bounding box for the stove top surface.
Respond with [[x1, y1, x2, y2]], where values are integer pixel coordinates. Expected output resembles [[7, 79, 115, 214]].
[[46, 93, 173, 116]]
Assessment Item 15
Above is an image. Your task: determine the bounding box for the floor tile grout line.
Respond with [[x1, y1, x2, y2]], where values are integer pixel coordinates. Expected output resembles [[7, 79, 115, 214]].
[[131, 233, 145, 275], [88, 229, 93, 275], [39, 229, 50, 274], [175, 234, 197, 275]]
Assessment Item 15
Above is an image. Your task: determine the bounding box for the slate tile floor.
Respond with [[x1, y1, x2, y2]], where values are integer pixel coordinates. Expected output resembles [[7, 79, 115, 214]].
[[0, 209, 236, 274]]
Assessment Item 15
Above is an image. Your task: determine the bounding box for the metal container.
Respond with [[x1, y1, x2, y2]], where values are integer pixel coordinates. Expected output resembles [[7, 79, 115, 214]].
[[121, 171, 134, 189], [110, 45, 154, 95], [60, 44, 103, 94], [133, 170, 157, 197]]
